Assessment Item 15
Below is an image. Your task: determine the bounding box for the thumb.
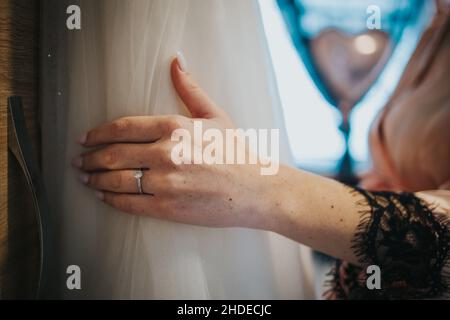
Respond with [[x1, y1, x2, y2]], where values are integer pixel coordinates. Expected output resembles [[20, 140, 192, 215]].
[[171, 53, 226, 120]]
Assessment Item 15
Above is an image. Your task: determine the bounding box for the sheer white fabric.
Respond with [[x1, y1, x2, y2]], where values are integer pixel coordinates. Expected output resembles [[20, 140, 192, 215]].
[[59, 0, 314, 299]]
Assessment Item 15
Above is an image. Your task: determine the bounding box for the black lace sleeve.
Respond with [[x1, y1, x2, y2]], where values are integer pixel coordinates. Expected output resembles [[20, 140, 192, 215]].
[[325, 188, 450, 300]]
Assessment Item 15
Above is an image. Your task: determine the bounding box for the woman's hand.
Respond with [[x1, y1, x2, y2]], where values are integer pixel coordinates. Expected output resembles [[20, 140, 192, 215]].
[[72, 57, 278, 230], [71, 56, 387, 266], [71, 53, 450, 289]]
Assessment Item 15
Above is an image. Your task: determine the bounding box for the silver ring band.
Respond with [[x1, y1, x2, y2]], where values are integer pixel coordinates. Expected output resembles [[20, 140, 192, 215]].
[[133, 170, 144, 194]]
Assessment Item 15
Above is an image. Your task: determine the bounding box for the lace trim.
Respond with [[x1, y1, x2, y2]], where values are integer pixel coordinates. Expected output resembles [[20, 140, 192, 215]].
[[325, 188, 450, 300]]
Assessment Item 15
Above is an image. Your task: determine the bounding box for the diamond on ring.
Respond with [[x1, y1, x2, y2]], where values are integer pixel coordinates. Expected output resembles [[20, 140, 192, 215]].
[[133, 170, 144, 194]]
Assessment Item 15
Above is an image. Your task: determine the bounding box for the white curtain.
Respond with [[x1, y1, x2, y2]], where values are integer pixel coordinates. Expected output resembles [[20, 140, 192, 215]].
[[47, 0, 315, 299]]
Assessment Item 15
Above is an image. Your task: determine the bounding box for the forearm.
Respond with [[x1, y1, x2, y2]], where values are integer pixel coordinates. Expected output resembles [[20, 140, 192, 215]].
[[264, 165, 450, 271], [264, 165, 364, 265]]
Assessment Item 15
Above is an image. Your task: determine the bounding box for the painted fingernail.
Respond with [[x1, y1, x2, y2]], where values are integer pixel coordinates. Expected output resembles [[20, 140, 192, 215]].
[[79, 173, 90, 185], [71, 156, 83, 169], [176, 51, 188, 73], [95, 191, 105, 201], [77, 133, 87, 145]]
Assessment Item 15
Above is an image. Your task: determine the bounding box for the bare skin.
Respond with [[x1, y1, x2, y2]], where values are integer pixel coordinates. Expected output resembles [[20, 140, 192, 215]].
[[72, 57, 446, 267]]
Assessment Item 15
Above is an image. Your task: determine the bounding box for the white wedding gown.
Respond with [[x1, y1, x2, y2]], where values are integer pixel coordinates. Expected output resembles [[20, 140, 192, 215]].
[[42, 0, 314, 299]]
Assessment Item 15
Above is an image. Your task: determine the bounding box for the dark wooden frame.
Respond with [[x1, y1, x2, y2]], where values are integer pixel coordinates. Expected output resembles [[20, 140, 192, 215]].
[[0, 0, 41, 299]]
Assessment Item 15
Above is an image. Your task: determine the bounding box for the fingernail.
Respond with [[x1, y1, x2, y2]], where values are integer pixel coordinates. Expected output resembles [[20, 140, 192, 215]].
[[77, 133, 87, 145], [176, 51, 188, 73], [95, 191, 105, 201], [79, 173, 90, 185], [71, 156, 83, 169]]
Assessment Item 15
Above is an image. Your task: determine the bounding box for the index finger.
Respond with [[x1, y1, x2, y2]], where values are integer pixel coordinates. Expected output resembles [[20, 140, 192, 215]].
[[79, 116, 165, 147]]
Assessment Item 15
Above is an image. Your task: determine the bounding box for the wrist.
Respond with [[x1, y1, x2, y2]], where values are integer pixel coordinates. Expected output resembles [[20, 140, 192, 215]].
[[255, 165, 300, 234]]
